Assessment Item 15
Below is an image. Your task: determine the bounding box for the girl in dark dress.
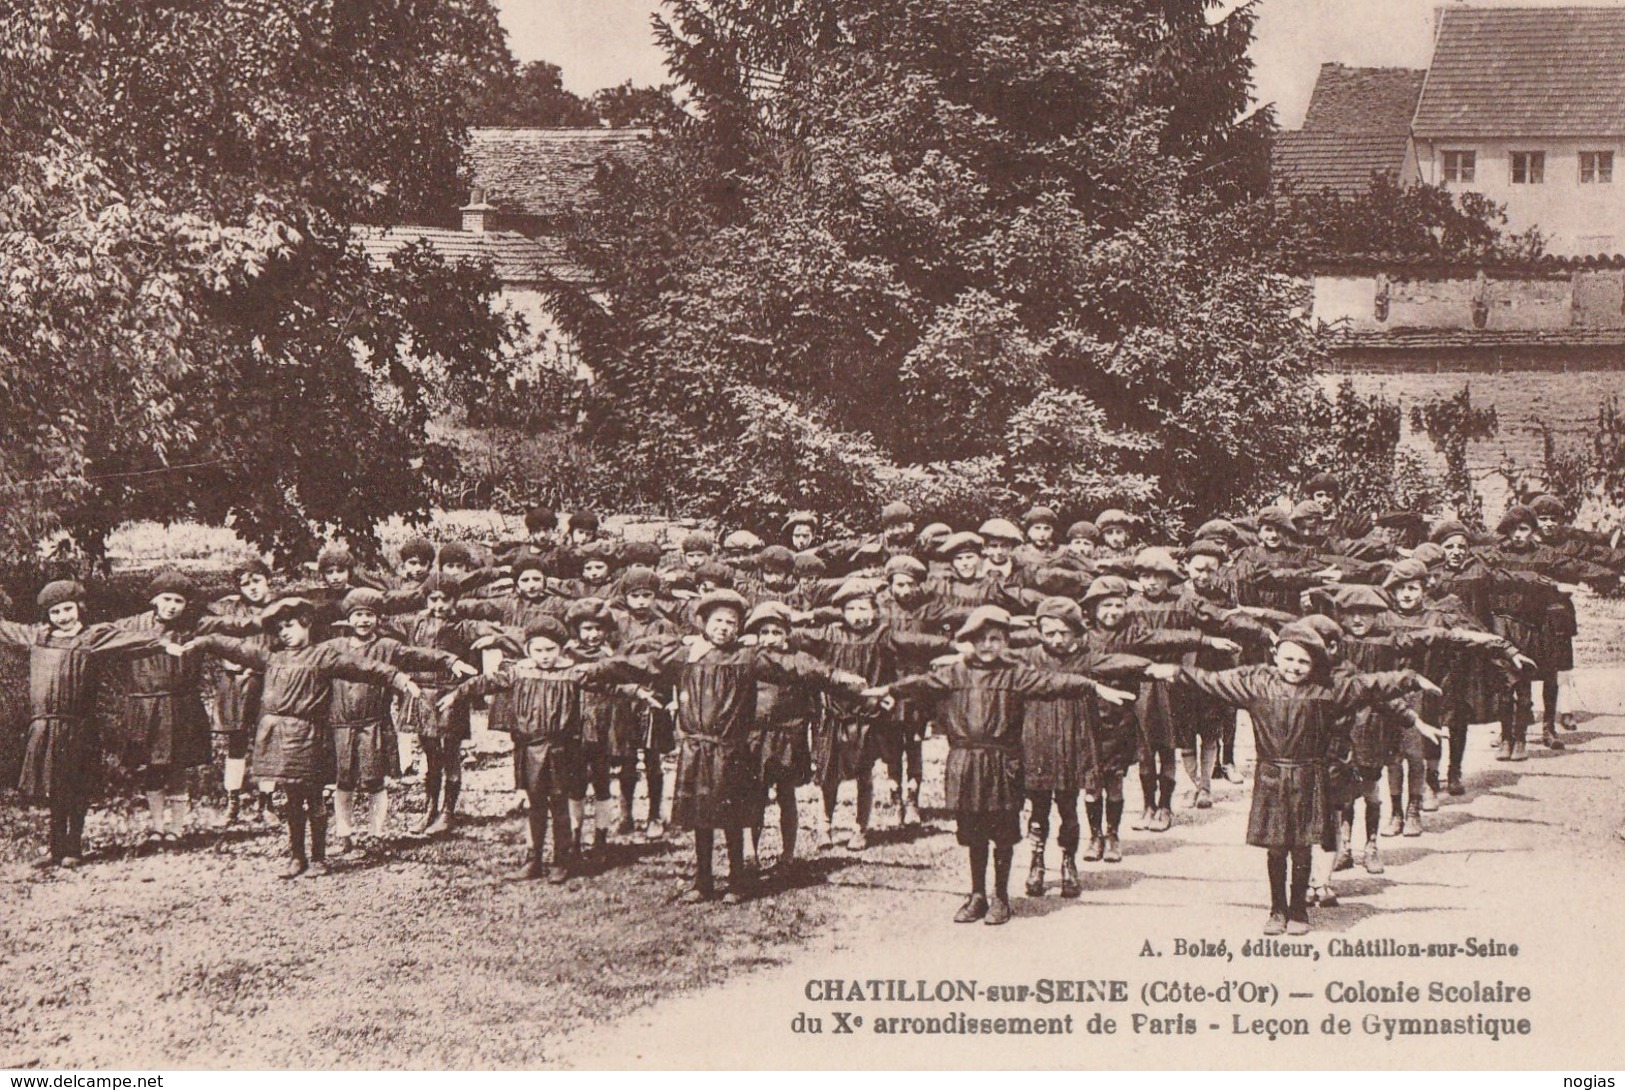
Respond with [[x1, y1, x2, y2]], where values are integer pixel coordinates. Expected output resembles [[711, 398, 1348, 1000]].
[[1178, 626, 1437, 935], [208, 560, 277, 824], [743, 602, 817, 874]]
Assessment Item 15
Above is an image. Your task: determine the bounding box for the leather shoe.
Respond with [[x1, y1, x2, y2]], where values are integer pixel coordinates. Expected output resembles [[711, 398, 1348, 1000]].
[[954, 893, 989, 923]]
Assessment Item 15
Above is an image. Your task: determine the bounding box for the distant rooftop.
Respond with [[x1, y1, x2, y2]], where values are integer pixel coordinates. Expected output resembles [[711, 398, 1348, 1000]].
[[1272, 65, 1425, 196], [353, 225, 593, 285], [467, 127, 653, 222], [1414, 6, 1625, 138]]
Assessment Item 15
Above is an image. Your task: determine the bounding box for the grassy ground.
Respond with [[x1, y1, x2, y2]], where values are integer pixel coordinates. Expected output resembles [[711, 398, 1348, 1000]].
[[0, 715, 954, 1068]]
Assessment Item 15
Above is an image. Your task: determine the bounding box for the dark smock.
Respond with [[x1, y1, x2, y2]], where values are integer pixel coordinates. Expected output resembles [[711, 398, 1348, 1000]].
[[0, 621, 166, 803], [797, 623, 949, 791], [113, 611, 257, 773], [889, 658, 1106, 845], [1014, 645, 1152, 793], [388, 613, 491, 743], [191, 636, 407, 787], [581, 640, 855, 831], [320, 636, 460, 791], [1178, 665, 1420, 849], [206, 596, 271, 749], [458, 667, 588, 798]]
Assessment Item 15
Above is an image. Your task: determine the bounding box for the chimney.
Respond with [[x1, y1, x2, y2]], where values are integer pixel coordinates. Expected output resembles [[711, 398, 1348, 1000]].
[[461, 187, 496, 234]]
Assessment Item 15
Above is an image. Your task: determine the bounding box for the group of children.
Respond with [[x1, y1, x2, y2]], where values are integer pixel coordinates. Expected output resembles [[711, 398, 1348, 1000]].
[[4, 476, 1615, 933]]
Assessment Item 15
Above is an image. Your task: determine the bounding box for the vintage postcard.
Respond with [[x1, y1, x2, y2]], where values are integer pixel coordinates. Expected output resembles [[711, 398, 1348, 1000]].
[[0, 0, 1622, 1075]]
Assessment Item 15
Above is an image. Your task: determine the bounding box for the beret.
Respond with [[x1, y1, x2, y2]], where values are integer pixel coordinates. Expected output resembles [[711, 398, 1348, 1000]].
[[938, 531, 985, 557], [316, 544, 353, 571], [831, 577, 883, 606], [398, 537, 436, 564], [417, 572, 460, 598], [1303, 472, 1341, 497], [512, 554, 549, 579], [723, 529, 764, 552], [681, 531, 715, 553], [880, 501, 915, 527], [884, 555, 928, 580], [37, 580, 85, 611], [233, 558, 271, 582], [1383, 558, 1430, 587], [978, 518, 1024, 544], [1375, 509, 1425, 531], [261, 597, 315, 629], [1034, 596, 1086, 632], [523, 616, 569, 645], [1022, 505, 1059, 528], [578, 540, 620, 563], [1254, 507, 1296, 533], [1066, 520, 1101, 543], [1331, 584, 1389, 613], [340, 588, 385, 616], [437, 542, 476, 568], [1294, 614, 1344, 644], [1184, 538, 1228, 562], [916, 523, 952, 549], [1429, 520, 1471, 545], [955, 605, 1012, 641], [1194, 519, 1239, 542], [793, 552, 827, 577], [1276, 622, 1331, 665], [1095, 509, 1134, 530], [694, 589, 750, 621], [783, 511, 819, 534], [1411, 542, 1446, 568], [744, 601, 796, 633], [758, 545, 796, 573], [1132, 546, 1182, 577], [1290, 499, 1327, 523], [620, 540, 663, 567], [1496, 505, 1538, 537], [565, 596, 616, 629], [1082, 575, 1132, 604], [619, 565, 662, 594], [1528, 494, 1567, 518], [693, 560, 734, 588], [147, 571, 196, 600], [568, 510, 599, 532]]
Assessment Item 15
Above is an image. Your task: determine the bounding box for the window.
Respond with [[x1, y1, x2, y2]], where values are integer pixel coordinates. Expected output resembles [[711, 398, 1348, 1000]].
[[1510, 151, 1545, 184], [1581, 151, 1614, 184], [1442, 150, 1476, 183]]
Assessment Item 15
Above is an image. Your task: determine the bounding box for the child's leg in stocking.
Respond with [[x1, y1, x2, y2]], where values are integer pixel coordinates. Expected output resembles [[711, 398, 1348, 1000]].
[[286, 786, 308, 862], [1266, 848, 1287, 917], [693, 828, 715, 893], [968, 840, 989, 896], [855, 765, 874, 833], [778, 784, 799, 862], [643, 749, 665, 825], [725, 827, 747, 888], [992, 840, 1014, 901], [308, 787, 328, 861], [1289, 846, 1312, 920]]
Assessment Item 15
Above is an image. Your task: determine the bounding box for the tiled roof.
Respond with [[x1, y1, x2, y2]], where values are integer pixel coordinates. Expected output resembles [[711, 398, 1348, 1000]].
[[1414, 6, 1625, 137], [1273, 131, 1411, 195], [467, 127, 653, 221], [353, 226, 593, 285], [1301, 64, 1427, 134]]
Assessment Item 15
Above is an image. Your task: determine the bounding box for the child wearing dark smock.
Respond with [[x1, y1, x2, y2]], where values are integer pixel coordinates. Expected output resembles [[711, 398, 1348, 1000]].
[[873, 606, 1137, 926], [0, 580, 177, 868], [578, 590, 871, 904], [187, 598, 422, 878], [1177, 626, 1437, 935]]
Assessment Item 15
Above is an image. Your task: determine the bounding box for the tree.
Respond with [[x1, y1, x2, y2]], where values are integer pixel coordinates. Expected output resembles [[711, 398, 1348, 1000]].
[[0, 0, 519, 561], [590, 81, 689, 129], [477, 59, 601, 128], [1276, 175, 1545, 265], [551, 0, 1330, 532]]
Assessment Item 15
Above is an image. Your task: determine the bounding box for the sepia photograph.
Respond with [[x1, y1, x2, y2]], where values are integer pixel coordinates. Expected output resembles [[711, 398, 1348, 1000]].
[[0, 0, 1622, 1076]]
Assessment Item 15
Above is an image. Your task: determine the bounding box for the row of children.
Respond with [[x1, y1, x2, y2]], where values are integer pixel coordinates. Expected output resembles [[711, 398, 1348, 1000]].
[[4, 475, 1613, 933]]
